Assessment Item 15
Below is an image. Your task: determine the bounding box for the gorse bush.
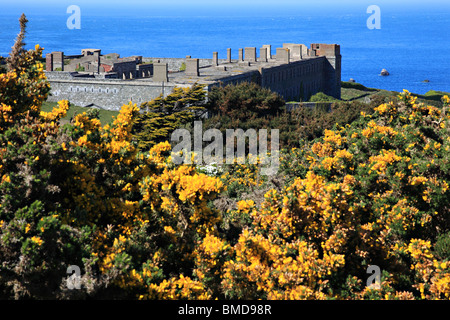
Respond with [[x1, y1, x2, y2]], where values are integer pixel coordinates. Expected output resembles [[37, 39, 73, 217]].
[[434, 232, 450, 261], [309, 92, 339, 102], [206, 81, 285, 119], [0, 16, 224, 299], [1, 15, 449, 300]]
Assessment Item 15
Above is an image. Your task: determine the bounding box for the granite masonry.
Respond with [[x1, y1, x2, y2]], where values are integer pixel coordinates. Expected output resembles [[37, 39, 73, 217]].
[[45, 43, 341, 110]]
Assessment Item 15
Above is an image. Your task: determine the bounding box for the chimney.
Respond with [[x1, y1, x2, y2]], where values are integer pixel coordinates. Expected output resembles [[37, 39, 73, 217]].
[[283, 43, 302, 60], [213, 52, 219, 66], [227, 48, 232, 63], [46, 53, 53, 71], [307, 48, 317, 57], [94, 51, 100, 73], [238, 48, 244, 61], [244, 47, 257, 62], [259, 47, 268, 62], [276, 48, 290, 64], [262, 45, 272, 59], [153, 62, 168, 82], [185, 58, 200, 76], [52, 51, 64, 71]]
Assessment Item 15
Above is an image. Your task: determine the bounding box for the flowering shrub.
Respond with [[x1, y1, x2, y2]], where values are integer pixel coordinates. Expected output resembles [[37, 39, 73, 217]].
[[220, 89, 450, 300], [1, 15, 449, 300], [0, 16, 225, 299], [196, 89, 450, 300]]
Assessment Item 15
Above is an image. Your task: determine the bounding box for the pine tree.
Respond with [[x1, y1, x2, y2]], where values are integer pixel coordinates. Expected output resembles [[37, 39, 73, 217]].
[[132, 83, 207, 150]]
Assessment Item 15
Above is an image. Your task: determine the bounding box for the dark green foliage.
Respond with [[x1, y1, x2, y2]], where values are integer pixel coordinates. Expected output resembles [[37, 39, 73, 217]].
[[414, 90, 450, 105], [309, 92, 339, 102], [134, 81, 380, 152], [435, 232, 450, 261], [206, 82, 285, 119], [204, 98, 375, 149], [0, 114, 93, 299], [0, 57, 6, 74], [132, 83, 207, 150]]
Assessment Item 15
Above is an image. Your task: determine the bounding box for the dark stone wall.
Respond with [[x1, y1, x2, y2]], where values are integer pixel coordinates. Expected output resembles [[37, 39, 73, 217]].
[[260, 57, 327, 101], [46, 74, 184, 110]]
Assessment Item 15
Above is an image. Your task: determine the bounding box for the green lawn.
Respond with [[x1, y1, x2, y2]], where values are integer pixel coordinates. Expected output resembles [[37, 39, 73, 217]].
[[414, 90, 450, 102], [41, 101, 119, 126], [340, 81, 449, 107], [340, 81, 397, 102]]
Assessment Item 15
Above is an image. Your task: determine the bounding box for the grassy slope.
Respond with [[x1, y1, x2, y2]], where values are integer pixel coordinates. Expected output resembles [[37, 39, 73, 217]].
[[341, 81, 449, 106], [41, 101, 119, 126]]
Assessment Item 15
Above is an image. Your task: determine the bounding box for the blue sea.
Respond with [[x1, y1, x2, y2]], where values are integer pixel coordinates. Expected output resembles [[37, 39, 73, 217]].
[[1, 3, 449, 94]]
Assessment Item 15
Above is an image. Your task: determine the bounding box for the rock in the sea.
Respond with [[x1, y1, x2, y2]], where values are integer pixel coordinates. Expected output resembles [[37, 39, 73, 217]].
[[422, 79, 430, 83], [380, 69, 390, 76]]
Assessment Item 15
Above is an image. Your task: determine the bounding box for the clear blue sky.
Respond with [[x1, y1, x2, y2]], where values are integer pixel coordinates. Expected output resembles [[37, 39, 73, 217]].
[[2, 0, 448, 4], [2, 0, 449, 16]]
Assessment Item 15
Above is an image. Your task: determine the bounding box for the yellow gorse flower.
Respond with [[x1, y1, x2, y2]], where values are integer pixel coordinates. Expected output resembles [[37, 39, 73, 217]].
[[30, 236, 43, 246], [40, 100, 69, 121]]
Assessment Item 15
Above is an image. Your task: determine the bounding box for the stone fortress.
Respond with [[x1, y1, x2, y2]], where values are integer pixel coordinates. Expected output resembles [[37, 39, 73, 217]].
[[45, 43, 341, 110]]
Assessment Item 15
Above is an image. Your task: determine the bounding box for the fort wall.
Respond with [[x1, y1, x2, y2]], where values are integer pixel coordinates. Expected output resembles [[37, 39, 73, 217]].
[[311, 43, 341, 99], [207, 70, 261, 89], [46, 76, 188, 110], [112, 60, 138, 79], [260, 57, 325, 101]]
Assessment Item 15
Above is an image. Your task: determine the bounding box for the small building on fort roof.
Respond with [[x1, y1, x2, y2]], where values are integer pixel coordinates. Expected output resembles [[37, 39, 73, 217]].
[[44, 43, 341, 111]]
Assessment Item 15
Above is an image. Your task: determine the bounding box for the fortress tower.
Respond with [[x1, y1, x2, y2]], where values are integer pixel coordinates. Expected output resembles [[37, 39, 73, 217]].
[[310, 44, 341, 99]]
